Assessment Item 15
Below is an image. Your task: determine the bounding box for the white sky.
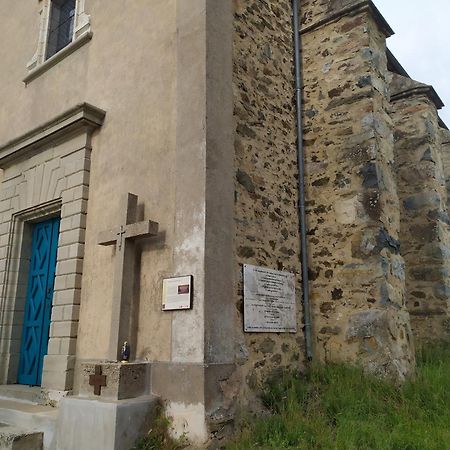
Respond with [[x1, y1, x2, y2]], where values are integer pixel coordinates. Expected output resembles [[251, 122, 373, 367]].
[[373, 0, 450, 125]]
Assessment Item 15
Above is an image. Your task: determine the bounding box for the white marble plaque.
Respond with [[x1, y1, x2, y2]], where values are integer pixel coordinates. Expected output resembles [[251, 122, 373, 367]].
[[243, 264, 296, 333], [162, 276, 193, 311]]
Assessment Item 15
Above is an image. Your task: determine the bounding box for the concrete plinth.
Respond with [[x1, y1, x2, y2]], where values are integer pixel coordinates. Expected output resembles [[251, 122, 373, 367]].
[[79, 362, 149, 400], [55, 395, 158, 450]]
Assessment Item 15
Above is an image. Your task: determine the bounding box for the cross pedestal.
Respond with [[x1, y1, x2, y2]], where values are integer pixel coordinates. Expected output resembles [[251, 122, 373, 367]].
[[98, 193, 159, 361], [81, 361, 148, 400]]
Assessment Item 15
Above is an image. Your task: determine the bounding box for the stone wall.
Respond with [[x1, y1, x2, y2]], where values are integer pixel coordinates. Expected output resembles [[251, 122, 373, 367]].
[[390, 75, 450, 344], [442, 129, 450, 213], [231, 0, 421, 401], [299, 0, 415, 379], [233, 0, 305, 403]]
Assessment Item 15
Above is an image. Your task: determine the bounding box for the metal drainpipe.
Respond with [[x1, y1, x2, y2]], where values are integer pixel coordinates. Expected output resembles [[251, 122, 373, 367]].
[[292, 0, 313, 361]]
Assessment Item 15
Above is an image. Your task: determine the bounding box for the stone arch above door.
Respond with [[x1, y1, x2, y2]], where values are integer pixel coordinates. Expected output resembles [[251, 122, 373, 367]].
[[0, 103, 105, 392]]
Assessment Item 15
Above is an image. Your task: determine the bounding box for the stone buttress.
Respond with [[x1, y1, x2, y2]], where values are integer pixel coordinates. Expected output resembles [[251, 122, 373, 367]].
[[299, 0, 415, 379], [390, 74, 450, 344]]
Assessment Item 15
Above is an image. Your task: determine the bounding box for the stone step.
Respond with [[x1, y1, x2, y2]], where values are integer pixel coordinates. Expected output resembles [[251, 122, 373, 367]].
[[0, 423, 43, 450], [0, 399, 57, 450], [0, 386, 44, 405]]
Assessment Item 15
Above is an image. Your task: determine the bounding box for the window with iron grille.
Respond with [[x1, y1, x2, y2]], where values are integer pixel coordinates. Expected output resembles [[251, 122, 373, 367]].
[[46, 0, 77, 59]]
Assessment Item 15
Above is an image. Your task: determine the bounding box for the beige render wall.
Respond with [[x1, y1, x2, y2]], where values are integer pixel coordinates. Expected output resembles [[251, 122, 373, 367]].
[[390, 78, 450, 344], [1, 1, 236, 441], [299, 0, 415, 379], [233, 0, 306, 400], [0, 0, 195, 365]]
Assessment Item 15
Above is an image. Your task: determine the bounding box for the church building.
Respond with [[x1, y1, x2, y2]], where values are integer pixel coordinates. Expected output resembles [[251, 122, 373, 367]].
[[0, 0, 448, 448]]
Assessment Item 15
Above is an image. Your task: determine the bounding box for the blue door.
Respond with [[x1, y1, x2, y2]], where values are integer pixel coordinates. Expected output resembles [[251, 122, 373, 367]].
[[18, 217, 60, 386]]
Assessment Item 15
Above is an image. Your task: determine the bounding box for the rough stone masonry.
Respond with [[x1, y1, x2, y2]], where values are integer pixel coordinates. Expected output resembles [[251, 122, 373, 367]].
[[231, 0, 449, 415]]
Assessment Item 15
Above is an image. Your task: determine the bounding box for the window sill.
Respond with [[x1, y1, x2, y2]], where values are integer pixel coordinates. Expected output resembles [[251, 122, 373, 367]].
[[23, 31, 93, 84]]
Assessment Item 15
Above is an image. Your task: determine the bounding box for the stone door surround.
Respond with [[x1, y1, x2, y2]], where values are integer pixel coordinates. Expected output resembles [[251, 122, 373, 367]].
[[0, 104, 105, 391]]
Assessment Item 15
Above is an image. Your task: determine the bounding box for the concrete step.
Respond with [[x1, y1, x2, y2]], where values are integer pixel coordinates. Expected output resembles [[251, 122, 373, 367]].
[[0, 400, 57, 450], [0, 386, 44, 405], [0, 423, 43, 450]]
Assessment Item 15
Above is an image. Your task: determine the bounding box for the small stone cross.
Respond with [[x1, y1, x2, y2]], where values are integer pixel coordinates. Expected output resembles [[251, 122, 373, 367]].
[[98, 193, 159, 361], [89, 365, 107, 396]]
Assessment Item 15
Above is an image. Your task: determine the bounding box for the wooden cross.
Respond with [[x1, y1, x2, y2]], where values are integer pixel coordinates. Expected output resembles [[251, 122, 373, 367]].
[[98, 193, 159, 361], [89, 365, 107, 396]]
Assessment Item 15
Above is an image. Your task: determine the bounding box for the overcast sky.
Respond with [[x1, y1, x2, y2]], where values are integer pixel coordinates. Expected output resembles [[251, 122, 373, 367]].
[[373, 0, 450, 125]]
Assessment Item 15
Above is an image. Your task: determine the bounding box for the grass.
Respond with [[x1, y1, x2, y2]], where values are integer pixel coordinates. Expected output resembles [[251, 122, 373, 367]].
[[227, 343, 450, 450]]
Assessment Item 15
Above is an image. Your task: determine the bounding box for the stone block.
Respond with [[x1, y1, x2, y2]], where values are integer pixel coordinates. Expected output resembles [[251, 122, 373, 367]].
[[6, 355, 19, 384], [55, 243, 85, 262], [63, 305, 80, 321], [53, 273, 83, 291], [41, 354, 75, 389], [0, 200, 11, 213], [53, 288, 81, 306], [61, 199, 88, 218], [59, 217, 72, 233], [56, 258, 83, 276], [0, 246, 8, 259], [50, 306, 64, 322], [58, 229, 85, 247], [43, 355, 76, 372], [0, 185, 16, 200], [79, 362, 149, 401], [55, 245, 70, 260], [3, 339, 21, 355], [59, 338, 77, 355], [0, 234, 10, 247], [53, 275, 66, 291], [0, 222, 10, 235], [50, 320, 78, 338], [68, 243, 85, 259], [63, 158, 90, 178], [73, 185, 89, 200], [41, 366, 74, 391], [47, 338, 61, 355], [65, 171, 90, 190], [64, 273, 82, 290], [61, 185, 89, 203], [70, 213, 87, 230]]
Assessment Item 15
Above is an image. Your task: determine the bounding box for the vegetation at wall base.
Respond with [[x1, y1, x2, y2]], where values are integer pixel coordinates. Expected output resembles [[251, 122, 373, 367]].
[[227, 343, 450, 450], [131, 405, 187, 450]]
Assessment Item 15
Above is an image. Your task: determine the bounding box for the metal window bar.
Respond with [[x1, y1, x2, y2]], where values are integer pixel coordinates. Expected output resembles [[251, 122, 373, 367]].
[[46, 0, 76, 59]]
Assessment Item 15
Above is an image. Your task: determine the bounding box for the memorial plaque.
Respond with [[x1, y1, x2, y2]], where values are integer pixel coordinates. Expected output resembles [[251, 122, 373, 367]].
[[243, 264, 296, 333], [162, 275, 193, 311]]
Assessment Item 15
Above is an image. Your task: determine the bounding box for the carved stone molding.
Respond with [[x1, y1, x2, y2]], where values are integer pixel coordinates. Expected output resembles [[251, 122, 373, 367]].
[[24, 0, 93, 83], [0, 103, 106, 167], [0, 103, 105, 391]]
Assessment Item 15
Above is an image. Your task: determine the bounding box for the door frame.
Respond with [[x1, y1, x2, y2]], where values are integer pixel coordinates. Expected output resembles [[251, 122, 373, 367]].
[[0, 103, 104, 392], [18, 215, 60, 386], [1, 200, 61, 385]]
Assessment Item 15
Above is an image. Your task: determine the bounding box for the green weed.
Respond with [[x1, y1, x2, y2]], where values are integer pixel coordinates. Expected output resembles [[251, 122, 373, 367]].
[[227, 343, 450, 450], [131, 405, 187, 450]]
